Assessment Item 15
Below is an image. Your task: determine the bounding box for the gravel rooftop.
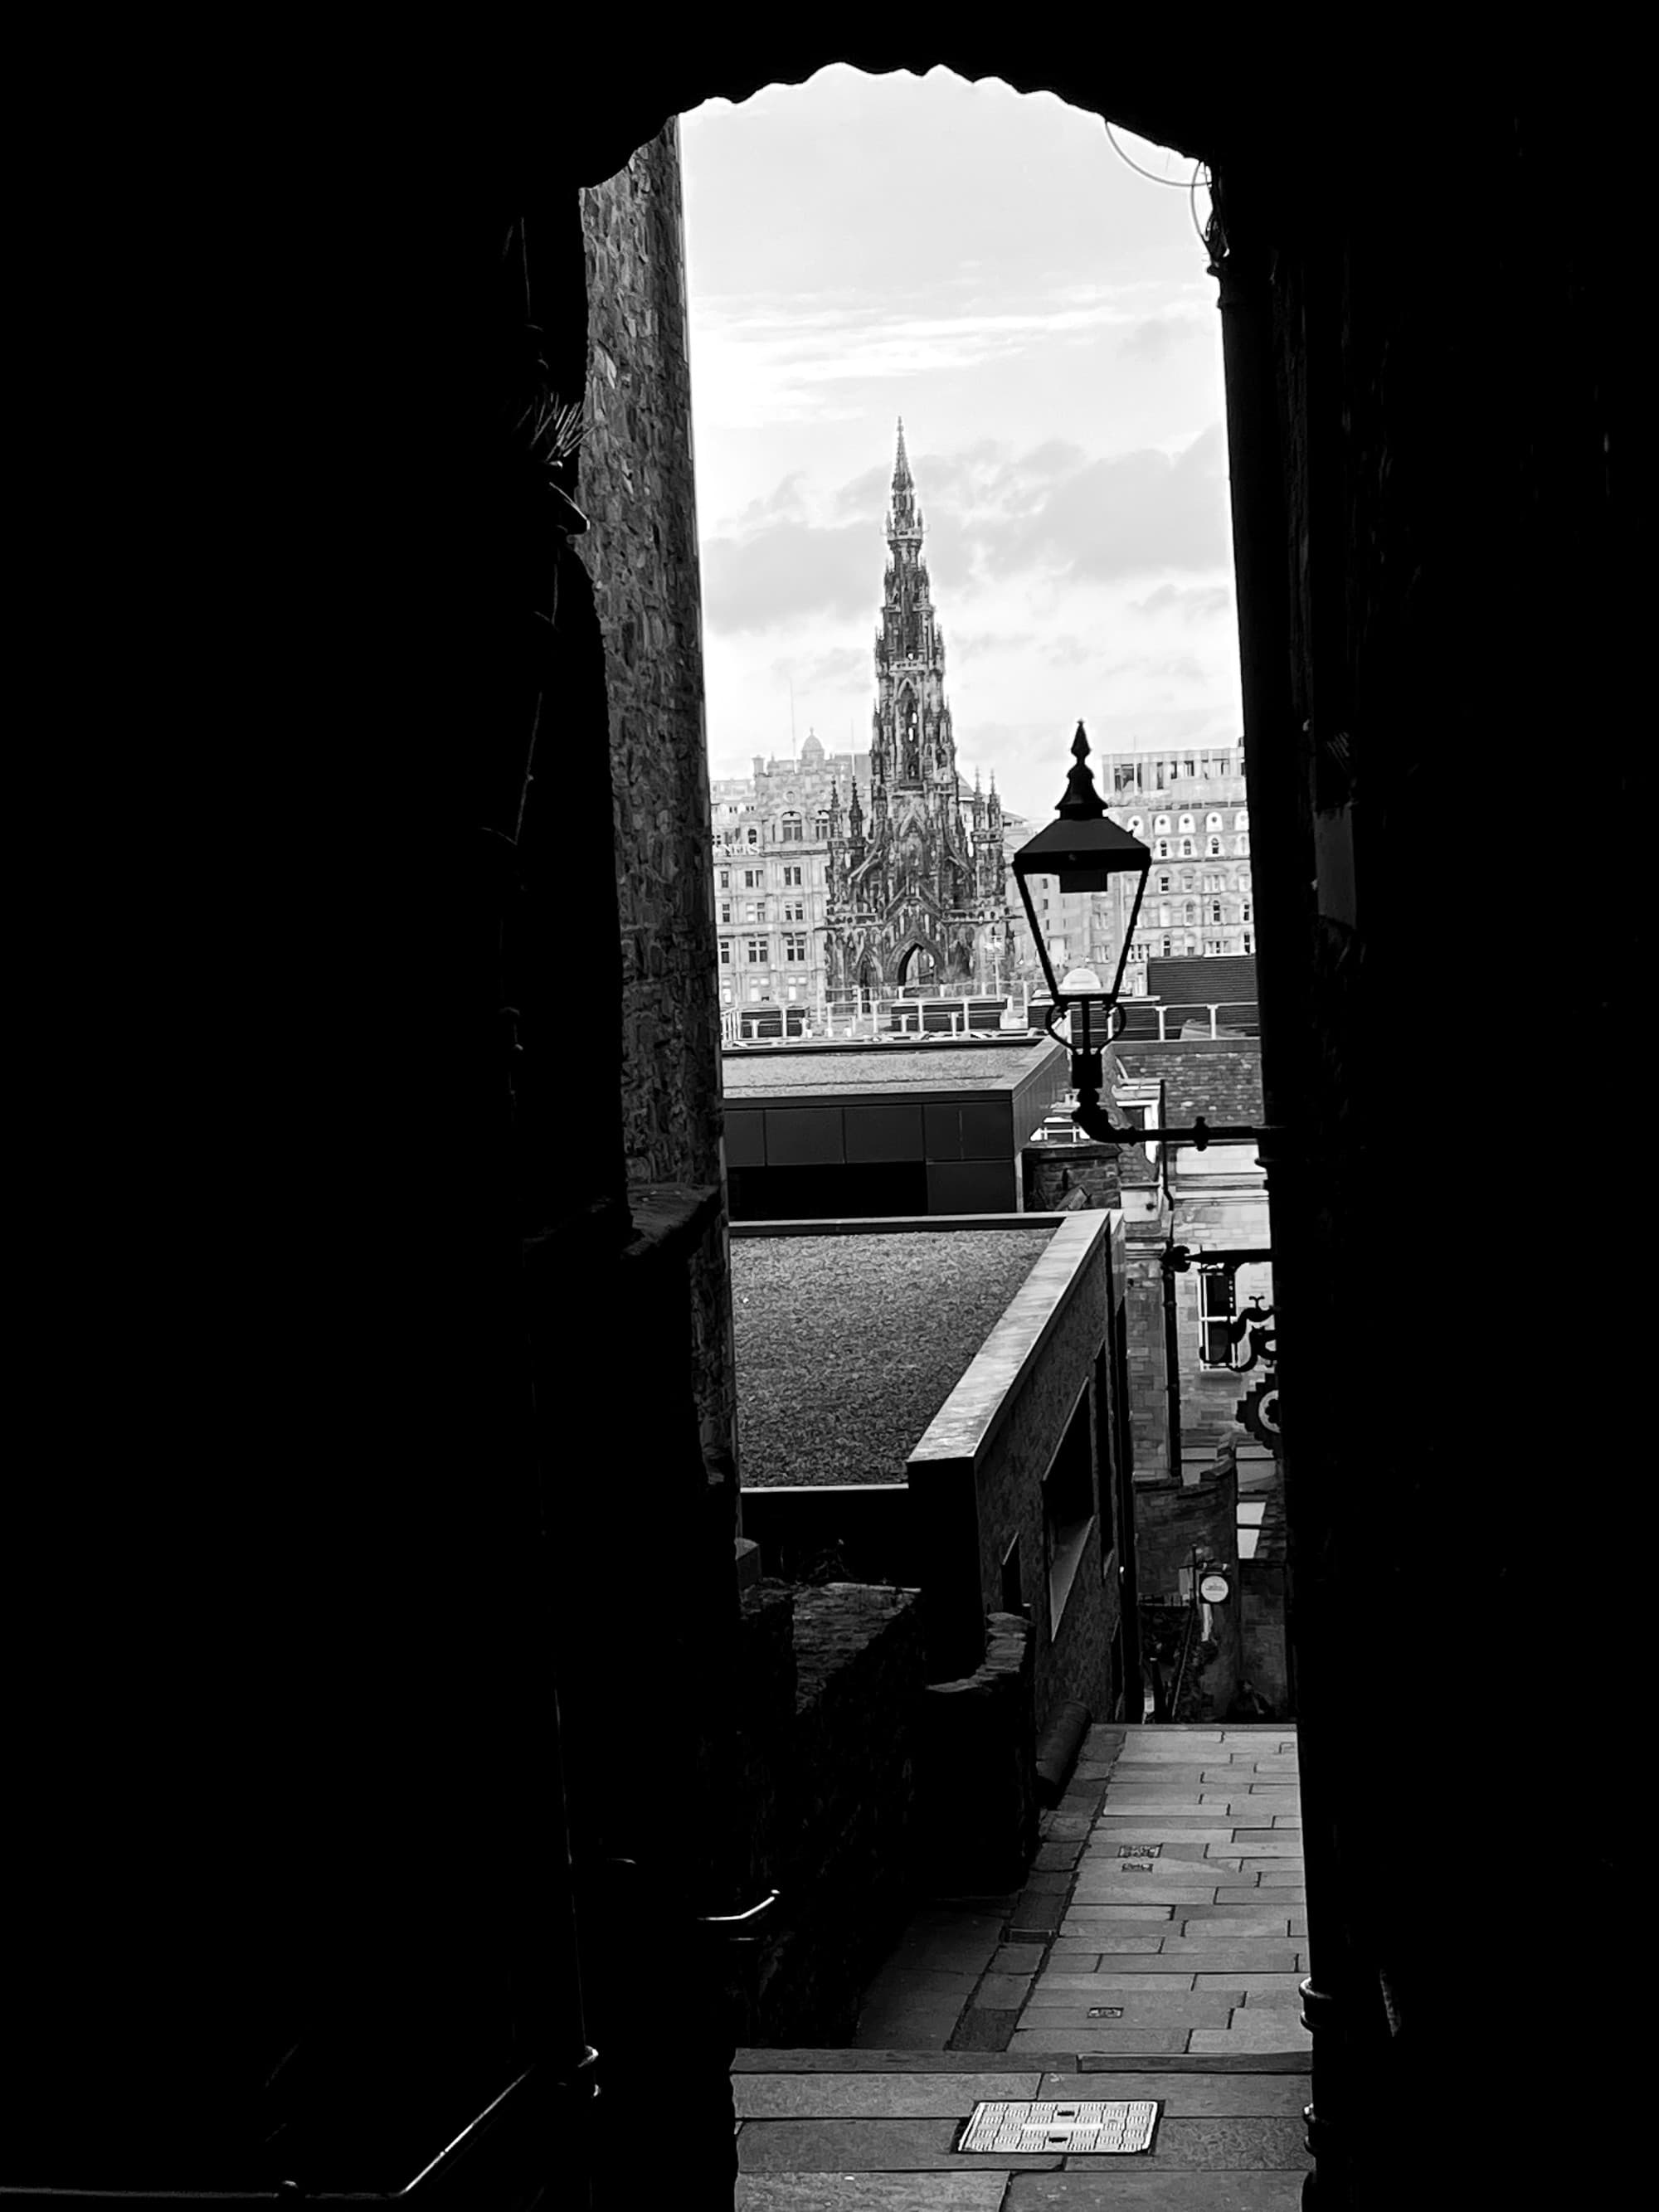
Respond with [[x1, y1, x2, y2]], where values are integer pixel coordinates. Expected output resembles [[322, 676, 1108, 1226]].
[[722, 1043, 1048, 1096], [733, 1228, 1055, 1488]]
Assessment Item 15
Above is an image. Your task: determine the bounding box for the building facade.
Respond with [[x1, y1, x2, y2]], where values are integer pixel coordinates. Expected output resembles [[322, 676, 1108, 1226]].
[[825, 425, 1009, 1001], [1006, 744, 1254, 991], [710, 733, 868, 1016]]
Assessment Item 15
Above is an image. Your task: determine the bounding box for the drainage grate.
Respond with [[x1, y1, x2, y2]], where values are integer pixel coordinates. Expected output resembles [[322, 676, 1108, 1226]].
[[959, 2100, 1159, 2155], [1117, 1844, 1161, 1858]]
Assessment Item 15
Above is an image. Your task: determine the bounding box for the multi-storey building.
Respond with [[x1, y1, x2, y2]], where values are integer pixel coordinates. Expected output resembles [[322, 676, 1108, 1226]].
[[710, 733, 868, 1014], [1006, 744, 1254, 990]]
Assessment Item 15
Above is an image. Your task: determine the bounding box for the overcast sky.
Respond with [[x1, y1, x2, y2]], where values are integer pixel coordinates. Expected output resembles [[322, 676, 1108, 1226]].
[[680, 66, 1242, 825]]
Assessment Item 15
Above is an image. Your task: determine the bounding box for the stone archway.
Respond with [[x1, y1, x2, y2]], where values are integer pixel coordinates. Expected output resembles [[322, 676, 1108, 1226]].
[[895, 941, 940, 994]]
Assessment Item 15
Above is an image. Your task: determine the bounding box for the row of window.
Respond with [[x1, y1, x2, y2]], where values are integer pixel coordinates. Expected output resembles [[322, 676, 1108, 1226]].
[[717, 813, 832, 850], [1153, 836, 1248, 858], [1127, 934, 1254, 958], [1111, 757, 1236, 790], [1155, 899, 1253, 926], [720, 898, 811, 924], [718, 936, 811, 965], [1156, 871, 1244, 894], [1126, 811, 1248, 835], [717, 864, 810, 892]]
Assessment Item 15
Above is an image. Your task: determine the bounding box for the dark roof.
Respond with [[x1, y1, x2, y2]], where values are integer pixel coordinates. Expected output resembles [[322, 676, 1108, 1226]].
[[722, 1038, 1063, 1099], [1144, 955, 1258, 1004], [1113, 1039, 1264, 1123]]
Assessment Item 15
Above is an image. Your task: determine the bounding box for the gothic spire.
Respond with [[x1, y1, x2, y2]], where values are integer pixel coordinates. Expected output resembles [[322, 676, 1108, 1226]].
[[888, 416, 921, 541]]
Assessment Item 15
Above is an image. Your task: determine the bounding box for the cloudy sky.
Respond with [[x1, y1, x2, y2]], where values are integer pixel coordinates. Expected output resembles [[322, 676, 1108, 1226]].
[[680, 66, 1242, 824]]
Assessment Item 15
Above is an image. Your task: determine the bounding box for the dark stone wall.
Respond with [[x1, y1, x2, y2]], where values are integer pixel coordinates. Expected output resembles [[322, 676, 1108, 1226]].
[[1022, 1140, 1122, 1213], [734, 1583, 927, 2045], [914, 1612, 1038, 1894], [581, 124, 738, 1491]]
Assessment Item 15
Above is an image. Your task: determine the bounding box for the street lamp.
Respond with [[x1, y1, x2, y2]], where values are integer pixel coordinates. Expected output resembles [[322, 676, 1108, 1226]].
[[1012, 722, 1152, 1137]]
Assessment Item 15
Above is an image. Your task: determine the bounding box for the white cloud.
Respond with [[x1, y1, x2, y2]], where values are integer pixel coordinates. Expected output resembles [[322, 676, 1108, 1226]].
[[681, 67, 1239, 824]]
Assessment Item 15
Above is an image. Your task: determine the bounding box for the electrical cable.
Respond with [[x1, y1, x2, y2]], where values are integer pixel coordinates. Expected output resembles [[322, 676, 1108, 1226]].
[[1103, 119, 1200, 187], [1102, 119, 1214, 260]]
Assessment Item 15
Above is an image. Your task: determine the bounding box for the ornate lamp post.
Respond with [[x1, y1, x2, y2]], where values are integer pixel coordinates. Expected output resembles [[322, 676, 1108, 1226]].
[[1011, 723, 1152, 1137]]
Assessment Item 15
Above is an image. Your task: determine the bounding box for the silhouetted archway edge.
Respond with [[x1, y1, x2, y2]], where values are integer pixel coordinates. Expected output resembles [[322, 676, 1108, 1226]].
[[511, 29, 1328, 192]]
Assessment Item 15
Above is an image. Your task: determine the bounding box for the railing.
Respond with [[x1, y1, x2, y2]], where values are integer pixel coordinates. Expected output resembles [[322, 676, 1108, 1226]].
[[1116, 1000, 1259, 1043], [722, 982, 1037, 1047]]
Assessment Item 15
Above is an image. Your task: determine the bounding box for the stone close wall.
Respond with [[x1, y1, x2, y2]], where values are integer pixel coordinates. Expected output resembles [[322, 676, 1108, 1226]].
[[914, 1612, 1037, 1894], [740, 1582, 927, 2045], [581, 125, 737, 1485]]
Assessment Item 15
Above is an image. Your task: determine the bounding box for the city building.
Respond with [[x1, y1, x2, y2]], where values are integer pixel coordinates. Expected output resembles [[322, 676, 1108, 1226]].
[[825, 424, 1009, 1002], [710, 733, 868, 1018], [1005, 745, 1254, 989]]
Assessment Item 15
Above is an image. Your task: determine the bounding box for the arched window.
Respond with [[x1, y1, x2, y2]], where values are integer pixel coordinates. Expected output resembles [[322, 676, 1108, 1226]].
[[1128, 816, 1144, 836], [1155, 839, 1170, 858], [781, 810, 802, 843], [747, 827, 758, 847], [1206, 812, 1222, 830], [1235, 833, 1250, 856], [815, 810, 830, 837], [1184, 901, 1198, 925], [1154, 814, 1170, 834], [1180, 837, 1195, 857], [1211, 899, 1224, 923], [1178, 813, 1195, 834], [1207, 836, 1223, 856], [1235, 810, 1249, 829]]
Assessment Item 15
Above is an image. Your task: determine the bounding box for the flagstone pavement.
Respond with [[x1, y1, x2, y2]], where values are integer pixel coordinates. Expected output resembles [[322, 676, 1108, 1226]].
[[733, 1723, 1311, 2208]]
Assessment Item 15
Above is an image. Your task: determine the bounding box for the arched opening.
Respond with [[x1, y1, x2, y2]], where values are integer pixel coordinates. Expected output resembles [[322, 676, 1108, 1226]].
[[895, 941, 937, 993]]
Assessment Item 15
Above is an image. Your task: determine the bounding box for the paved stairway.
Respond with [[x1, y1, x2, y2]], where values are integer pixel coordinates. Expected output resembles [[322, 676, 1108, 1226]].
[[733, 1723, 1311, 2208]]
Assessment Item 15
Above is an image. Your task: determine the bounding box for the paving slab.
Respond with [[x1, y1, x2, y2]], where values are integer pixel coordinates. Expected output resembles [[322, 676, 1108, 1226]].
[[1049, 1936, 1165, 1955], [735, 2051, 1071, 2073], [734, 2074, 1043, 2117], [1066, 1885, 1225, 1904], [1058, 1905, 1177, 1923], [948, 2007, 1021, 2052], [1019, 1995, 1238, 2023], [1180, 1913, 1304, 1935], [1034, 1972, 1200, 1991], [1006, 2027, 1192, 2055], [1193, 1976, 1304, 1998], [1151, 1947, 1305, 1971], [976, 1973, 1034, 2007], [1005, 2181, 1308, 2209], [1189, 2019, 1311, 2052], [737, 2178, 1010, 2211], [1037, 2072, 1309, 2115], [738, 2118, 1062, 2171], [1209, 1838, 1302, 1857], [1079, 1954, 1242, 1975]]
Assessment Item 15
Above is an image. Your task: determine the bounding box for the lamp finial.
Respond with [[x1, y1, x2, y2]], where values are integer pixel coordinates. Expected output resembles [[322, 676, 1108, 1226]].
[[1057, 720, 1107, 822]]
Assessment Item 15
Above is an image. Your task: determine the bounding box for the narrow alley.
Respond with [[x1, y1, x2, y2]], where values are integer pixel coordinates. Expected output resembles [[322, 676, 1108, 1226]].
[[733, 1723, 1309, 2206]]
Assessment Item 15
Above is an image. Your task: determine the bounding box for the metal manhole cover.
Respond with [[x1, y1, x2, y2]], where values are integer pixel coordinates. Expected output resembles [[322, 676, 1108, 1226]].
[[959, 2101, 1159, 2155]]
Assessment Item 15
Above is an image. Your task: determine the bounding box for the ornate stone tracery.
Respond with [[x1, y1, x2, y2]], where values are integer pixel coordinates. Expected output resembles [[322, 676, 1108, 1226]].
[[825, 422, 1007, 999]]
